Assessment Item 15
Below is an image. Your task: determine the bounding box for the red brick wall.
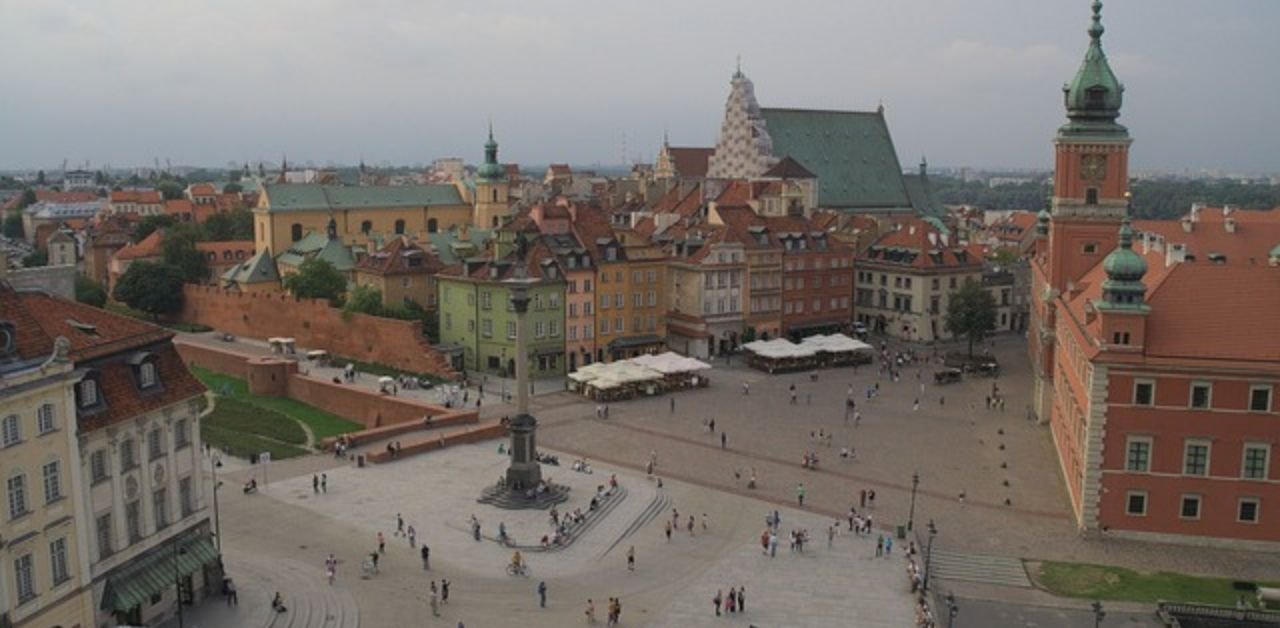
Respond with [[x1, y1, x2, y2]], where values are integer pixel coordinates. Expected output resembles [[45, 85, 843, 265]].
[[366, 423, 507, 463], [175, 340, 253, 379], [285, 375, 476, 429], [180, 285, 458, 380]]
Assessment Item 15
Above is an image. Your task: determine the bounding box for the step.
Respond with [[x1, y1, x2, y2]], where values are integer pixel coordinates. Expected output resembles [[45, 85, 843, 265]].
[[926, 549, 1031, 588]]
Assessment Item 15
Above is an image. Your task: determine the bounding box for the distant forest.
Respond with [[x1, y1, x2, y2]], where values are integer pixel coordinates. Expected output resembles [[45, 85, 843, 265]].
[[932, 177, 1280, 219]]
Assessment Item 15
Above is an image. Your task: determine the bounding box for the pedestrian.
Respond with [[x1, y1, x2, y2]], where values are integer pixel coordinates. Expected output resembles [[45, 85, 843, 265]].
[[321, 473, 327, 493], [313, 474, 319, 494], [441, 578, 450, 604], [742, 382, 749, 395], [537, 581, 548, 608], [868, 489, 876, 508], [713, 590, 722, 616], [429, 581, 440, 616], [860, 489, 867, 508], [408, 525, 416, 548], [848, 507, 856, 531], [586, 599, 597, 624], [709, 418, 716, 433], [796, 483, 805, 507], [769, 532, 778, 558], [827, 525, 835, 549], [912, 398, 920, 412], [370, 551, 379, 572], [421, 545, 430, 570], [325, 554, 336, 585], [377, 531, 385, 554], [876, 535, 884, 557], [958, 490, 966, 504], [396, 513, 405, 536], [855, 410, 862, 426], [687, 514, 695, 536], [670, 396, 675, 413], [702, 512, 708, 531], [727, 587, 736, 613], [627, 545, 635, 571], [720, 431, 727, 449], [885, 536, 893, 556], [664, 519, 672, 541]]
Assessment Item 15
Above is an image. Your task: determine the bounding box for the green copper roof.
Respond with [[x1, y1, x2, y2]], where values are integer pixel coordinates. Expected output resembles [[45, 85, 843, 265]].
[[427, 228, 493, 265], [902, 173, 944, 217], [263, 183, 464, 212], [1099, 217, 1148, 310], [222, 249, 280, 285], [1061, 1, 1127, 137], [761, 108, 912, 211], [477, 126, 506, 182]]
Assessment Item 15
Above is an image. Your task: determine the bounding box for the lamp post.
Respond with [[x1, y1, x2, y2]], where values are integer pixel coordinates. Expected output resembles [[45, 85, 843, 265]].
[[210, 456, 223, 553], [908, 471, 919, 531], [923, 519, 937, 594], [501, 348, 508, 402], [945, 592, 958, 628], [1092, 600, 1105, 628], [173, 538, 186, 628]]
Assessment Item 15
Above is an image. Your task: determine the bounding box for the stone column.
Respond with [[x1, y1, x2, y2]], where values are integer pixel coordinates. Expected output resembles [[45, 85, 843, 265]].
[[504, 279, 541, 489]]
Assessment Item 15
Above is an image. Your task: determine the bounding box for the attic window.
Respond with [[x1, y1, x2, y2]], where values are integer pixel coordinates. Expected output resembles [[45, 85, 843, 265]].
[[1208, 252, 1226, 264], [66, 319, 98, 336]]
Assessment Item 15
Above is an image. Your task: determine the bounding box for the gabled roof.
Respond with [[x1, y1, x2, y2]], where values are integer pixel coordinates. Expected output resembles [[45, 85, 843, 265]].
[[113, 229, 165, 261], [570, 204, 623, 263], [6, 287, 173, 362], [860, 217, 982, 269], [1133, 207, 1280, 264], [195, 241, 255, 263], [222, 249, 280, 285], [668, 147, 714, 178], [188, 183, 217, 196], [762, 156, 816, 180], [761, 108, 911, 211], [110, 189, 163, 204], [354, 236, 442, 276], [262, 183, 464, 212], [901, 173, 944, 217]]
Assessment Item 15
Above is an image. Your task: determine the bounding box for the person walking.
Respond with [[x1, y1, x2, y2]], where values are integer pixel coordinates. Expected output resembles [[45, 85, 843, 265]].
[[720, 431, 727, 449], [885, 536, 893, 557], [742, 382, 749, 395], [708, 418, 716, 433], [768, 531, 778, 558], [421, 545, 430, 570], [407, 525, 416, 548], [876, 535, 884, 557], [313, 474, 319, 494], [687, 514, 695, 537], [429, 581, 439, 617], [727, 587, 736, 613], [868, 489, 876, 508], [827, 525, 835, 549], [670, 396, 675, 414], [664, 519, 672, 541], [796, 483, 806, 507], [860, 489, 867, 509], [321, 473, 327, 492], [737, 586, 745, 613], [702, 513, 709, 531], [626, 545, 635, 571], [377, 531, 386, 554], [396, 513, 405, 536], [585, 599, 597, 624], [537, 581, 548, 608], [713, 590, 723, 616], [441, 579, 450, 605]]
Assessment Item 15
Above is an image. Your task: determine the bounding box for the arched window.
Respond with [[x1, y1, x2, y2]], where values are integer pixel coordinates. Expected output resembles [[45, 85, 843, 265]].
[[492, 189, 499, 203], [290, 223, 303, 242], [394, 219, 406, 235], [492, 216, 500, 228], [1085, 188, 1098, 205], [361, 220, 372, 234], [427, 218, 438, 234]]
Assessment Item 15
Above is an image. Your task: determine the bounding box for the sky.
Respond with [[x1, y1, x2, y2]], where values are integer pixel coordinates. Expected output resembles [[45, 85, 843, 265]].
[[2, 0, 1278, 174]]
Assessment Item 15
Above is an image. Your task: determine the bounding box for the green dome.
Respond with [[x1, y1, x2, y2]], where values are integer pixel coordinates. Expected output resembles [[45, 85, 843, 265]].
[[477, 126, 506, 182], [1061, 1, 1126, 134], [1102, 219, 1146, 280]]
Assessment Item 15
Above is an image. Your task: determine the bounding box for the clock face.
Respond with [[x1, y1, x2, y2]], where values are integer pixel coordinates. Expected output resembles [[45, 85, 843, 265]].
[[1081, 154, 1108, 181]]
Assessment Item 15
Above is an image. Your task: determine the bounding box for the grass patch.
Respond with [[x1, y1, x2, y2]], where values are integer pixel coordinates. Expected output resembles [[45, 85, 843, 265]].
[[205, 397, 306, 445], [202, 425, 309, 460], [192, 367, 361, 440], [1036, 561, 1279, 606]]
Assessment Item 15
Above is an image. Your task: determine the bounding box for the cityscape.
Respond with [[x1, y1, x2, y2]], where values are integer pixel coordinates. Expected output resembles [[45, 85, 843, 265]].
[[2, 2, 1280, 628]]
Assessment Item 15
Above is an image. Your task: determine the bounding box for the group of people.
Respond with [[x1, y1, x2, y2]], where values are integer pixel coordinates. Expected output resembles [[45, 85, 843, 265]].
[[584, 596, 624, 625], [711, 586, 745, 616]]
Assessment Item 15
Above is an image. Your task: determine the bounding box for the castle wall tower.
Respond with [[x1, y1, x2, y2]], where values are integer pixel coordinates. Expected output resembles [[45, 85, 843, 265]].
[[706, 66, 777, 179], [473, 125, 511, 228]]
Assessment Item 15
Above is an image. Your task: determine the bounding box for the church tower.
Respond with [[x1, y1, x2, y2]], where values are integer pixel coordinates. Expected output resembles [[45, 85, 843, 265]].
[[706, 64, 776, 179], [1048, 0, 1131, 293], [473, 125, 511, 229]]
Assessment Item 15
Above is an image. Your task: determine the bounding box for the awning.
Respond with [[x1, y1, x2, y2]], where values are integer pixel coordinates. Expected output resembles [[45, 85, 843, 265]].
[[607, 335, 663, 350], [100, 536, 219, 611]]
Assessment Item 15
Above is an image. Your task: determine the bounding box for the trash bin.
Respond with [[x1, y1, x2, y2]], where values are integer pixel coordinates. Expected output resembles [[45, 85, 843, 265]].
[[357, 455, 366, 468], [249, 453, 258, 465], [896, 525, 906, 540]]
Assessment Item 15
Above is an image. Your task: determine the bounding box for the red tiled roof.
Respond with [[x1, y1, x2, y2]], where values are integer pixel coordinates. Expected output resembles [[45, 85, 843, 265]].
[[110, 189, 162, 204], [1134, 207, 1280, 264], [113, 229, 165, 261], [164, 199, 195, 217], [548, 164, 571, 176], [188, 183, 217, 196], [860, 217, 983, 269], [668, 147, 714, 178], [10, 288, 175, 362], [37, 190, 99, 203], [714, 180, 753, 207], [354, 236, 442, 276]]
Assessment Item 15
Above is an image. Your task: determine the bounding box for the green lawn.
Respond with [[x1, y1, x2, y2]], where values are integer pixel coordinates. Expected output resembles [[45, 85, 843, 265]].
[[202, 425, 309, 460], [192, 367, 361, 440], [204, 397, 306, 445], [1036, 561, 1278, 606]]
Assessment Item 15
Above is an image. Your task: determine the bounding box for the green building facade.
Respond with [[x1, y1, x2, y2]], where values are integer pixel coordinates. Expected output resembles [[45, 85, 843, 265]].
[[437, 270, 566, 377]]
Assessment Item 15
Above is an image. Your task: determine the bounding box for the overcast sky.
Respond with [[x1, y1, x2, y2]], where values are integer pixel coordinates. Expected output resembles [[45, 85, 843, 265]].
[[3, 0, 1277, 174]]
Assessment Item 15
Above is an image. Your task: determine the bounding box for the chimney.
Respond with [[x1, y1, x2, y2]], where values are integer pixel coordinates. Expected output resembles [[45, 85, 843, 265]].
[[1222, 204, 1234, 217], [1166, 243, 1187, 267], [1225, 217, 1237, 233], [1180, 217, 1193, 233], [1190, 204, 1203, 222], [927, 232, 938, 247], [459, 222, 470, 241]]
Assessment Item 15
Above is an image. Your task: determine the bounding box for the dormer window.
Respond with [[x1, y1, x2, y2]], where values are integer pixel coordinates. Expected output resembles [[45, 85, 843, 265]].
[[140, 362, 157, 388], [127, 352, 161, 390], [78, 377, 101, 409], [0, 321, 14, 359]]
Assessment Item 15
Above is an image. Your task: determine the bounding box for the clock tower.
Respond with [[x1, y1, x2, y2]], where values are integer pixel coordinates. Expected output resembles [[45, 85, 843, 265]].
[[1048, 0, 1131, 293]]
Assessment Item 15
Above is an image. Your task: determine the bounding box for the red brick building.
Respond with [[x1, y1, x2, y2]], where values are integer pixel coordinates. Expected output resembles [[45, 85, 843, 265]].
[[1030, 2, 1280, 546]]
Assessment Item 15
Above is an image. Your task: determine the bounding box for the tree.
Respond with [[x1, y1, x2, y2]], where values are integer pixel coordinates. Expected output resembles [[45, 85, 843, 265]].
[[21, 250, 47, 267], [161, 225, 209, 283], [74, 275, 107, 307], [112, 262, 185, 319], [156, 181, 184, 200], [18, 188, 36, 209], [343, 284, 384, 316], [945, 279, 997, 358], [94, 170, 107, 185], [36, 170, 45, 185], [2, 212, 22, 239], [135, 214, 176, 241], [222, 182, 243, 194], [283, 258, 346, 304]]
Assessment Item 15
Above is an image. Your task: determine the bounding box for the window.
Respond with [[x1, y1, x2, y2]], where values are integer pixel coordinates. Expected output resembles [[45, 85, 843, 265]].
[[633, 292, 642, 307], [615, 294, 624, 308], [91, 450, 109, 484], [427, 218, 438, 233], [443, 313, 452, 330], [583, 323, 593, 339], [42, 460, 61, 503], [1180, 495, 1201, 520], [481, 319, 492, 338], [549, 320, 560, 338], [648, 291, 656, 307], [1133, 380, 1154, 406], [1125, 491, 1147, 516], [153, 488, 168, 530], [568, 325, 577, 340], [139, 362, 157, 388], [78, 379, 99, 408], [37, 404, 55, 434], [1250, 385, 1272, 412], [1243, 444, 1270, 480], [1189, 382, 1212, 409], [125, 501, 141, 544], [15, 553, 35, 604], [506, 321, 516, 340], [290, 223, 303, 242], [600, 294, 609, 310], [360, 220, 372, 234], [1238, 498, 1260, 523], [174, 419, 189, 449], [1112, 332, 1130, 345], [8, 474, 28, 519], [1183, 441, 1210, 476], [615, 318, 624, 333], [1082, 242, 1098, 254], [179, 476, 193, 517], [121, 439, 137, 470], [50, 537, 69, 585], [394, 219, 406, 235], [1125, 438, 1151, 472], [548, 293, 560, 309], [615, 271, 623, 282], [2, 414, 19, 447], [96, 512, 113, 559], [534, 321, 545, 339], [1085, 188, 1099, 205], [583, 279, 592, 292], [949, 277, 957, 289], [148, 428, 164, 461]]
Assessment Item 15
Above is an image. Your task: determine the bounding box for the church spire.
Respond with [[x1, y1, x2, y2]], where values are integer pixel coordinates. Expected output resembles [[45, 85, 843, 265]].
[[1099, 195, 1148, 310], [1062, 0, 1125, 134], [477, 124, 505, 183]]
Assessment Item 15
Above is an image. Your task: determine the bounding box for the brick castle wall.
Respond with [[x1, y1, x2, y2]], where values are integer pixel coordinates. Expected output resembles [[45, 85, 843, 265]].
[[180, 285, 458, 380]]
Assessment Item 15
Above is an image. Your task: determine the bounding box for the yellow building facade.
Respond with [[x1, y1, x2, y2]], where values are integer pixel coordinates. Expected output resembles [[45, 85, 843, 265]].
[[1, 352, 95, 628]]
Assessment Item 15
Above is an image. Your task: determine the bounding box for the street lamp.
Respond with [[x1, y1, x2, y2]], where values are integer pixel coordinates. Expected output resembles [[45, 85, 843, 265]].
[[210, 456, 223, 553], [908, 471, 919, 532], [173, 538, 187, 628], [923, 519, 938, 594], [945, 592, 958, 628], [1092, 600, 1105, 628]]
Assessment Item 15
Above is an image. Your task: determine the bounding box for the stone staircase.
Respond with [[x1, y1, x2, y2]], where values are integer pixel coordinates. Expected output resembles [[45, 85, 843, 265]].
[[599, 489, 670, 559], [925, 549, 1031, 588], [224, 551, 360, 628]]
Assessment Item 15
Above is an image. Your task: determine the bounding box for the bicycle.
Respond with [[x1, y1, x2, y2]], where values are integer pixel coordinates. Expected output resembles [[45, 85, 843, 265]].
[[505, 562, 531, 577], [361, 558, 378, 576]]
